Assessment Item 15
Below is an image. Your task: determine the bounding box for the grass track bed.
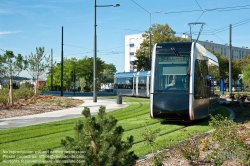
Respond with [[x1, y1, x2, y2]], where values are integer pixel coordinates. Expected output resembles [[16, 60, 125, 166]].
[[0, 130, 74, 161], [0, 97, 226, 165], [0, 127, 74, 144], [113, 104, 149, 120], [117, 114, 160, 131], [123, 123, 186, 143]]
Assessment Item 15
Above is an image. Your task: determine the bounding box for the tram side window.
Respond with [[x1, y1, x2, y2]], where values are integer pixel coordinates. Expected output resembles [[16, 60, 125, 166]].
[[208, 64, 219, 97], [149, 76, 151, 91], [194, 60, 209, 99], [116, 77, 133, 89], [138, 76, 146, 89]]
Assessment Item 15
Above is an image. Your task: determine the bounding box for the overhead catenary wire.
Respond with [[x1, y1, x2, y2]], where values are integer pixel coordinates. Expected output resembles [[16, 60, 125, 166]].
[[163, 4, 250, 14]]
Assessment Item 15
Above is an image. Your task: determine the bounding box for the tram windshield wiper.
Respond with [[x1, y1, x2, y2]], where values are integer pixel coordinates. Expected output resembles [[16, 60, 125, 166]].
[[171, 47, 179, 56]]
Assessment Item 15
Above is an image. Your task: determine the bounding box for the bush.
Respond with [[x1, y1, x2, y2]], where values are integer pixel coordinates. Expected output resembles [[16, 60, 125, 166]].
[[44, 106, 138, 166], [0, 88, 35, 106], [204, 115, 250, 165], [83, 86, 91, 92], [14, 88, 34, 99]]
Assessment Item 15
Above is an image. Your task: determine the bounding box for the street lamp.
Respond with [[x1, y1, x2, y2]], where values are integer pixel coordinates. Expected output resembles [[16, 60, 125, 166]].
[[93, 0, 120, 102]]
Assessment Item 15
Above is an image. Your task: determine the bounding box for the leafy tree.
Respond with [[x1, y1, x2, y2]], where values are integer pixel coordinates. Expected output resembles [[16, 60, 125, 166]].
[[52, 106, 138, 166], [134, 23, 187, 71], [46, 57, 115, 92], [241, 54, 250, 86], [209, 49, 228, 81], [77, 57, 105, 92], [133, 54, 150, 71], [63, 58, 77, 91], [101, 63, 117, 83], [209, 49, 244, 83], [25, 47, 50, 96], [47, 63, 61, 91], [0, 51, 25, 105], [241, 54, 250, 68], [0, 55, 6, 77], [242, 64, 250, 86], [232, 59, 242, 82]]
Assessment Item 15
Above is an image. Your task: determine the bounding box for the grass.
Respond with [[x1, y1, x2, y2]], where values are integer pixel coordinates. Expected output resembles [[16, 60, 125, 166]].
[[0, 97, 232, 165], [211, 106, 232, 118]]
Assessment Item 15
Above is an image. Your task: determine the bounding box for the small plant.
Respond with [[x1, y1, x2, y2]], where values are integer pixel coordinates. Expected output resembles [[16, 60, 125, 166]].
[[200, 136, 210, 151], [178, 136, 200, 163], [64, 100, 73, 108], [141, 121, 163, 166], [55, 100, 62, 106]]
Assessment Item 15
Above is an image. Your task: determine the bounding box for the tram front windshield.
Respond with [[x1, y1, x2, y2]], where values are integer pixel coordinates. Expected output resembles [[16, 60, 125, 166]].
[[154, 43, 191, 92]]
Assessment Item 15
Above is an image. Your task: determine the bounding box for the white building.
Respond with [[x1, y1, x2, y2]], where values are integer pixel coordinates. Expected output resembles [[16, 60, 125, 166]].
[[197, 40, 250, 60], [124, 34, 144, 72], [124, 33, 250, 72]]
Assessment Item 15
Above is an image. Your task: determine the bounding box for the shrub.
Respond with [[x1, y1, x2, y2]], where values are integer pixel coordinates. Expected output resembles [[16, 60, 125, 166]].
[[83, 86, 91, 92], [178, 138, 200, 162], [204, 114, 250, 165], [0, 95, 8, 106], [141, 121, 164, 166], [44, 106, 138, 166]]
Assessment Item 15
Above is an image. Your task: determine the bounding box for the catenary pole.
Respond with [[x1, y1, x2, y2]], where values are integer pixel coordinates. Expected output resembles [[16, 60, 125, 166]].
[[229, 24, 232, 94], [51, 48, 53, 91], [61, 26, 64, 96]]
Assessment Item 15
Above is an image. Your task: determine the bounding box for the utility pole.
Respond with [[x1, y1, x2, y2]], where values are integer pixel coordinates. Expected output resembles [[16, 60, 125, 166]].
[[51, 48, 53, 91], [61, 26, 64, 96], [229, 24, 232, 94]]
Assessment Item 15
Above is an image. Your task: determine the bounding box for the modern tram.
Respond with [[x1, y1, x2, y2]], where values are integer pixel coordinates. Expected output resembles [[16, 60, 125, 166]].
[[114, 70, 151, 97], [113, 42, 220, 121]]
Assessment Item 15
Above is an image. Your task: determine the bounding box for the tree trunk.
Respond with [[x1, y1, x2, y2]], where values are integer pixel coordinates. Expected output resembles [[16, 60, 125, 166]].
[[8, 76, 14, 106], [35, 75, 38, 96]]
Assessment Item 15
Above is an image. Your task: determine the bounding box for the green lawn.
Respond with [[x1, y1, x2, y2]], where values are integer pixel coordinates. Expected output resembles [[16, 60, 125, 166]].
[[0, 97, 231, 165]]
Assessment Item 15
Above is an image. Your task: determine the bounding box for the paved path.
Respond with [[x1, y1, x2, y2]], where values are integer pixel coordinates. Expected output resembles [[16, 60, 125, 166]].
[[0, 97, 128, 130]]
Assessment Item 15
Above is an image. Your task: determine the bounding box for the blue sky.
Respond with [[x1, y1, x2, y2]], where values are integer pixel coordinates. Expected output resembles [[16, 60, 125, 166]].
[[1, 0, 250, 78]]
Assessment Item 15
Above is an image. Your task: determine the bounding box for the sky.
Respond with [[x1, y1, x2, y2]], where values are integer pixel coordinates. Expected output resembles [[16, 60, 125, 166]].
[[1, 0, 250, 78]]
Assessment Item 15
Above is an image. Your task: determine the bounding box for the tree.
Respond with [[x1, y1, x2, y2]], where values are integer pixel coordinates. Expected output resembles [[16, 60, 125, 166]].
[[208, 49, 245, 84], [77, 57, 105, 92], [208, 49, 228, 81], [242, 54, 250, 86], [25, 47, 50, 96], [0, 55, 6, 77], [101, 63, 117, 83], [55, 106, 138, 165], [0, 51, 25, 105], [134, 23, 187, 71], [242, 64, 250, 86], [46, 57, 115, 92]]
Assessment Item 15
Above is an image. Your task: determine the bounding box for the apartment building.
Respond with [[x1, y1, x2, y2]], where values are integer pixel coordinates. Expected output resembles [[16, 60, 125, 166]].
[[124, 33, 250, 72]]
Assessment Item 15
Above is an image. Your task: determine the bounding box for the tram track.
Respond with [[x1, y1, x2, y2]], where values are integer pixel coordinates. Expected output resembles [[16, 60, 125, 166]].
[[131, 125, 190, 145]]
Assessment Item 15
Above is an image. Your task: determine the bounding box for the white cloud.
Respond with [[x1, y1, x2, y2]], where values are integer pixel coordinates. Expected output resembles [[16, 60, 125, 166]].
[[0, 31, 21, 35]]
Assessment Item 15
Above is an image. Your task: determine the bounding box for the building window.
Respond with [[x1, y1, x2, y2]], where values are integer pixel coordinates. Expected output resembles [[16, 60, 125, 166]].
[[130, 61, 134, 72], [130, 52, 134, 56], [130, 43, 134, 47]]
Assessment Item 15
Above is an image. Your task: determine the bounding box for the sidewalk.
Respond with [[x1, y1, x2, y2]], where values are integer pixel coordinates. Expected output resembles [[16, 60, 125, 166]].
[[0, 97, 128, 130]]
